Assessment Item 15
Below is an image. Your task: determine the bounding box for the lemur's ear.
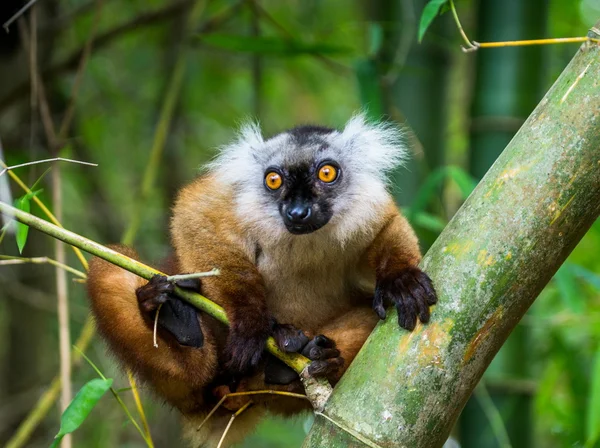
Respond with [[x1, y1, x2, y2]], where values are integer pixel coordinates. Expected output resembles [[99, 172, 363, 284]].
[[205, 121, 264, 182], [338, 113, 407, 174]]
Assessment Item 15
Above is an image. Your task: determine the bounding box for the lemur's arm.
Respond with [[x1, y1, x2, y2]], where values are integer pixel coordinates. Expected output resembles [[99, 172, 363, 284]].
[[171, 179, 289, 374], [366, 203, 438, 330], [86, 246, 218, 413]]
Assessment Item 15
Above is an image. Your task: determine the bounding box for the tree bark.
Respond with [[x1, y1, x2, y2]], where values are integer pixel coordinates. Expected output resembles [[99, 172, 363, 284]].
[[462, 1, 548, 446], [303, 30, 600, 448]]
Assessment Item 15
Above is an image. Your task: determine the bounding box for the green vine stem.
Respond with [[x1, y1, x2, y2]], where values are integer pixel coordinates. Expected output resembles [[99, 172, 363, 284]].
[[0, 200, 332, 407]]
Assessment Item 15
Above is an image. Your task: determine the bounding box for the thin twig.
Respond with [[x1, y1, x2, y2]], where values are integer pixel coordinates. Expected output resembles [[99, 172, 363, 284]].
[[52, 151, 72, 448], [0, 201, 318, 377], [0, 160, 90, 269], [153, 303, 163, 348], [4, 319, 95, 448], [3, 0, 40, 32], [0, 157, 98, 178], [17, 18, 58, 150], [449, 0, 477, 52], [73, 347, 152, 446], [0, 255, 87, 278], [196, 390, 309, 432], [217, 401, 254, 448], [166, 269, 220, 282], [476, 36, 600, 49], [126, 372, 154, 448]]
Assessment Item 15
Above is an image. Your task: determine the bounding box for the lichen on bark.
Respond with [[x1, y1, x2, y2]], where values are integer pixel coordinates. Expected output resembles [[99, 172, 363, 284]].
[[304, 34, 600, 448]]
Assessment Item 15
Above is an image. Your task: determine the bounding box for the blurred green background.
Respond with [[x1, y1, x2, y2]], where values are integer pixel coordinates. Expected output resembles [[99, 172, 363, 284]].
[[0, 0, 599, 447]]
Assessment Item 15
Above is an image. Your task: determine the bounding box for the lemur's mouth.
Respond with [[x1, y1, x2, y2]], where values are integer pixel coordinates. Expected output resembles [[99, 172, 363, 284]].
[[285, 222, 326, 235]]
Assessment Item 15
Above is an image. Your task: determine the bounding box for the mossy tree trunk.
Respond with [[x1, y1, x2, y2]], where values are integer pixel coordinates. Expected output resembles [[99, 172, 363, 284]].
[[461, 1, 548, 446], [303, 31, 600, 448]]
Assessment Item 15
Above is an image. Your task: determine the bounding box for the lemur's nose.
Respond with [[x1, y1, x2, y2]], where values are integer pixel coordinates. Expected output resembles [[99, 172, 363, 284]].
[[286, 204, 311, 223]]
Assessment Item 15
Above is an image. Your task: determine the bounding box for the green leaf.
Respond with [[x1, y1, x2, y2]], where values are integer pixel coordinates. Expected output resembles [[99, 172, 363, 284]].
[[586, 346, 600, 447], [410, 211, 447, 233], [198, 35, 352, 56], [570, 264, 600, 291], [367, 22, 384, 57], [407, 166, 476, 220], [51, 378, 113, 446], [354, 58, 384, 121], [418, 0, 449, 42], [13, 189, 43, 254], [446, 166, 477, 198]]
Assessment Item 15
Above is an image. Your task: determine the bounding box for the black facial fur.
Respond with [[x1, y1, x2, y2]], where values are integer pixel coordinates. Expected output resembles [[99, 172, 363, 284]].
[[265, 161, 339, 235], [288, 125, 334, 146]]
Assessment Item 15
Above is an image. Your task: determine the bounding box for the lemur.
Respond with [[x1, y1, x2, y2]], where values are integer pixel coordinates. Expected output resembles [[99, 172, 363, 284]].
[[87, 115, 437, 446]]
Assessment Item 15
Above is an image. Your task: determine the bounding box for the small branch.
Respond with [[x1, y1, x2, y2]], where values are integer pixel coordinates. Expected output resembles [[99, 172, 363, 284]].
[[126, 371, 154, 448], [0, 160, 90, 270], [0, 255, 87, 278], [197, 390, 308, 432], [449, 0, 477, 52], [4, 319, 95, 448], [0, 201, 333, 405], [73, 347, 152, 447], [2, 0, 40, 32], [165, 269, 219, 282], [217, 401, 253, 448], [153, 303, 163, 348], [0, 157, 98, 178], [474, 36, 600, 51]]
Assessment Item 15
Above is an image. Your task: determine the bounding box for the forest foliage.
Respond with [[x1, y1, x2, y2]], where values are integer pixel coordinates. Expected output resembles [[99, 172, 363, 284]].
[[0, 0, 599, 447]]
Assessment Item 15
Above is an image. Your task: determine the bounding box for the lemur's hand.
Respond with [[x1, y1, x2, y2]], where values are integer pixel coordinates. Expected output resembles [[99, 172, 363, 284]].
[[264, 333, 343, 385], [136, 275, 204, 347], [373, 266, 437, 331], [302, 334, 344, 377]]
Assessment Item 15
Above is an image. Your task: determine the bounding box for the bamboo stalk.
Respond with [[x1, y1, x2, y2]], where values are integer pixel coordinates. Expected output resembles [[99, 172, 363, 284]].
[[0, 201, 331, 405]]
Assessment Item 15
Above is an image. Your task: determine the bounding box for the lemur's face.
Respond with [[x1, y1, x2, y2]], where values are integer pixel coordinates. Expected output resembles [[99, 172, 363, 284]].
[[260, 126, 343, 235], [209, 115, 406, 242], [263, 158, 341, 235]]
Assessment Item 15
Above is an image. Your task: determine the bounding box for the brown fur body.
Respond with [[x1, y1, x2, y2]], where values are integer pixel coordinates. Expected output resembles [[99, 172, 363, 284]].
[[87, 118, 435, 446]]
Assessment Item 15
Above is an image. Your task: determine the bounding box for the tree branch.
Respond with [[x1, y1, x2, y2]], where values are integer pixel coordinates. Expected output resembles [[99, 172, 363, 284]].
[[303, 30, 600, 447], [0, 201, 333, 407]]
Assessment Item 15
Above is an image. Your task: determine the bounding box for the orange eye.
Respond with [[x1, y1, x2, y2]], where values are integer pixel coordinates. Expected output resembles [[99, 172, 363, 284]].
[[318, 164, 338, 183], [265, 172, 283, 190]]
